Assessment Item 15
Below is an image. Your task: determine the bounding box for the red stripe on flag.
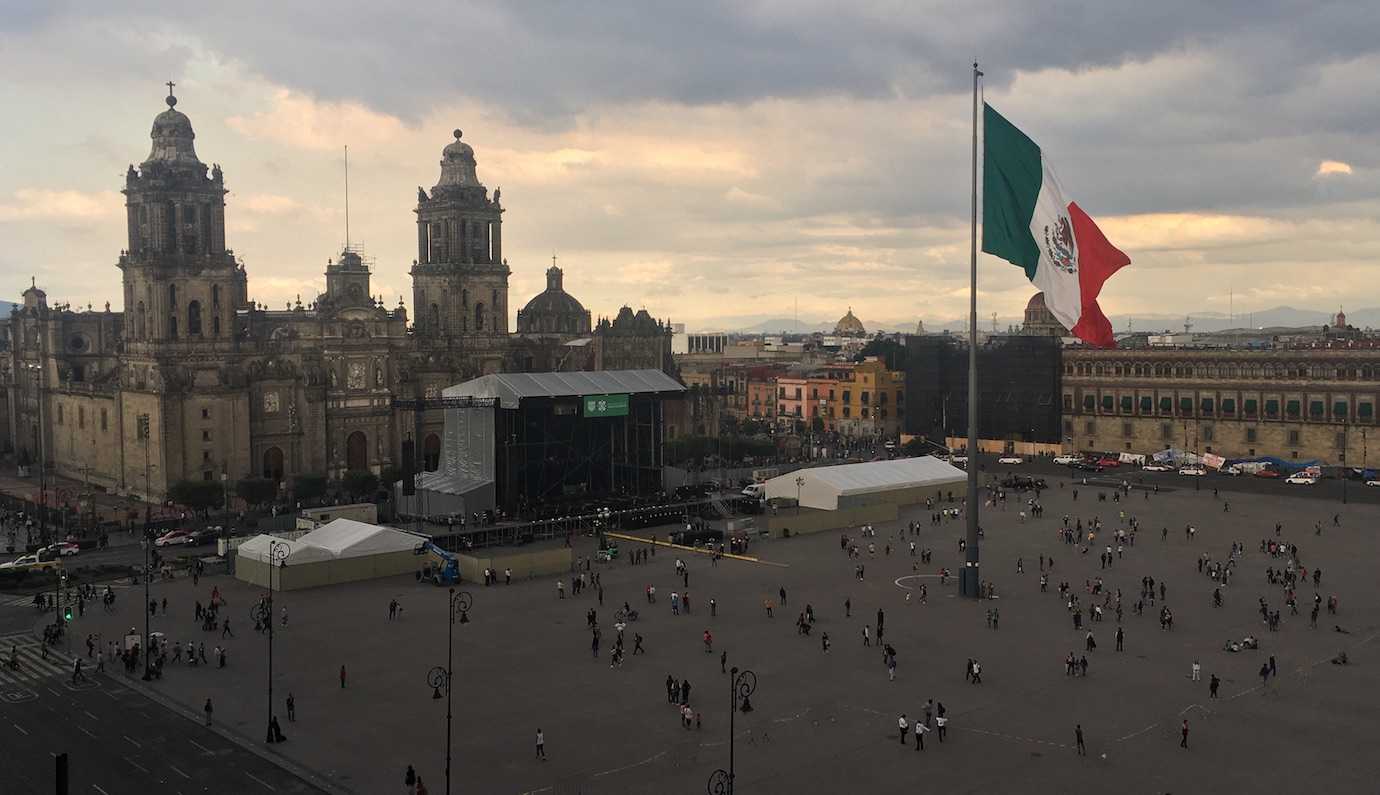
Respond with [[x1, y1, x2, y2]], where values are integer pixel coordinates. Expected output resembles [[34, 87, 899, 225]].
[[1067, 201, 1130, 348]]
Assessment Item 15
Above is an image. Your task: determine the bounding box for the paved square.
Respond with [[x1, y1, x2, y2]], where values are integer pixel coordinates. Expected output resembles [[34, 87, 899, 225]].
[[71, 476, 1380, 793]]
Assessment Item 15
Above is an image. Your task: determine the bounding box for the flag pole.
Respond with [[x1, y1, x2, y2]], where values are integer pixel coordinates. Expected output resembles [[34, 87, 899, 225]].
[[962, 61, 983, 599]]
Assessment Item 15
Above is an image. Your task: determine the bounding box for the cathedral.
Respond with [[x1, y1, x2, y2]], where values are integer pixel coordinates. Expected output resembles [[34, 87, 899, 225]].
[[0, 88, 673, 500]]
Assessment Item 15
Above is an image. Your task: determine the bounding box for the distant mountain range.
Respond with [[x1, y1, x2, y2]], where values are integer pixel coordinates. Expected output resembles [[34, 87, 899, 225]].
[[698, 305, 1377, 336], [0, 300, 16, 317]]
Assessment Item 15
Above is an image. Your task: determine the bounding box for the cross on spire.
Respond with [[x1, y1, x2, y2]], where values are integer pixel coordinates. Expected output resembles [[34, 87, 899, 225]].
[[166, 80, 176, 95], [551, 253, 558, 268]]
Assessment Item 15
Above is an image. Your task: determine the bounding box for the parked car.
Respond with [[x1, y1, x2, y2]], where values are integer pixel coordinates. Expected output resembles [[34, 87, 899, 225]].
[[1053, 455, 1080, 465], [1000, 475, 1047, 490], [741, 484, 766, 499], [42, 541, 80, 557], [154, 529, 197, 547], [1070, 461, 1103, 472], [1142, 463, 1172, 472], [997, 455, 1024, 465], [949, 455, 968, 465], [1178, 467, 1207, 477], [1219, 466, 1243, 476], [1253, 469, 1281, 479], [1096, 457, 1121, 468], [1284, 474, 1318, 485], [1366, 480, 1380, 487]]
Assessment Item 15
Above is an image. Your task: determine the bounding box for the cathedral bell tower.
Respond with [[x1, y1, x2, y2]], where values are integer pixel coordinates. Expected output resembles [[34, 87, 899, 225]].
[[410, 130, 510, 338], [117, 84, 247, 349]]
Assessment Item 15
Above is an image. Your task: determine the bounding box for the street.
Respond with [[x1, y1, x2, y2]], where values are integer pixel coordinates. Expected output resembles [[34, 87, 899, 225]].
[[0, 619, 323, 795]]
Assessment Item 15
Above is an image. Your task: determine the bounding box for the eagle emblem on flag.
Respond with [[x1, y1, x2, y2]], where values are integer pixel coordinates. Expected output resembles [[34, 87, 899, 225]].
[[1043, 215, 1077, 274]]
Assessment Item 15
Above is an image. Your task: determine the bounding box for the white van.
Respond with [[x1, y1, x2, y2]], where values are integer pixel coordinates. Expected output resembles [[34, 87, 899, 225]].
[[741, 483, 766, 499]]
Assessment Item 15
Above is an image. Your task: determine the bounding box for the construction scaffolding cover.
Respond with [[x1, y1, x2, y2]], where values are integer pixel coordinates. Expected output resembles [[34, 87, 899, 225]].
[[442, 369, 685, 409], [296, 519, 422, 559], [763, 456, 966, 511]]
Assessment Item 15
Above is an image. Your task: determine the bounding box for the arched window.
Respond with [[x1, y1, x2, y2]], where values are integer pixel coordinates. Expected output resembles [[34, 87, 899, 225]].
[[136, 302, 146, 339], [212, 316, 221, 337], [474, 302, 486, 331], [262, 446, 285, 481], [187, 300, 202, 336], [430, 303, 440, 331], [211, 284, 220, 306]]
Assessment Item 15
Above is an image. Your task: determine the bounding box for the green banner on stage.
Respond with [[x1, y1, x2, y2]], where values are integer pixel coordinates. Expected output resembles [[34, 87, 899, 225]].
[[582, 393, 629, 417]]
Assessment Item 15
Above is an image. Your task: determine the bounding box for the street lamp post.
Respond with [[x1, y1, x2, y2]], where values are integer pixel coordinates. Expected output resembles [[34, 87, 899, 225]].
[[706, 666, 756, 795], [141, 525, 158, 680], [427, 588, 472, 795], [795, 476, 804, 516], [252, 541, 290, 742]]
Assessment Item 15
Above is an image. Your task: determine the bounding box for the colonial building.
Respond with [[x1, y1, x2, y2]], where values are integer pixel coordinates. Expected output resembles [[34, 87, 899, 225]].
[[1, 88, 672, 501], [1063, 341, 1380, 465]]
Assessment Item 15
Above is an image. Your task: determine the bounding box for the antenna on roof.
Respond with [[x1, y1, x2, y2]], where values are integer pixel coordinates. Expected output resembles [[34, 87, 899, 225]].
[[344, 145, 351, 252]]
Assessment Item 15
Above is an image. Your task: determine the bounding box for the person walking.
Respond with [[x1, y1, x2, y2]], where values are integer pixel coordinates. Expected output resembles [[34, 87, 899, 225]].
[[535, 728, 547, 760], [204, 698, 214, 726], [1115, 626, 1124, 652], [914, 720, 929, 750], [340, 664, 347, 689], [898, 713, 909, 744], [1191, 660, 1201, 681], [1209, 674, 1220, 698], [1180, 719, 1189, 749], [287, 692, 296, 721], [405, 764, 416, 792], [1075, 724, 1086, 756]]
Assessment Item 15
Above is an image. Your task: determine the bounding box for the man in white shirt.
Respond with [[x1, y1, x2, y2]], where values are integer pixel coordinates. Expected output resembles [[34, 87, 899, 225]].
[[898, 713, 909, 744], [1191, 659, 1201, 681]]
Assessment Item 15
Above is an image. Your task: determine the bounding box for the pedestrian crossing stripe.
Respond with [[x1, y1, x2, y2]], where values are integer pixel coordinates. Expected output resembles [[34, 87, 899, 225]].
[[0, 634, 73, 688]]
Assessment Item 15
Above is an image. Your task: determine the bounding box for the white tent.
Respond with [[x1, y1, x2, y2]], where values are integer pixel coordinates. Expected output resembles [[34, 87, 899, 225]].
[[764, 457, 966, 511], [236, 534, 334, 566], [235, 520, 426, 590], [296, 519, 422, 559]]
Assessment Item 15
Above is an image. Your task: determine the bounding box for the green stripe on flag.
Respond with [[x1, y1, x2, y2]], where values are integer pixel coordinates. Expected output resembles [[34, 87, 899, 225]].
[[982, 103, 1043, 279]]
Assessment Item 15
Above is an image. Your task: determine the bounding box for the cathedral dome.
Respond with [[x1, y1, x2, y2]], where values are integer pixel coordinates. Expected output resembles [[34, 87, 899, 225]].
[[434, 129, 482, 189], [516, 265, 591, 334], [834, 307, 866, 337], [143, 89, 202, 170]]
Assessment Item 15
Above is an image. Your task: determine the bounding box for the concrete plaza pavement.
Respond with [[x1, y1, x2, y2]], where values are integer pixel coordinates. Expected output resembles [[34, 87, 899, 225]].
[[52, 473, 1380, 793]]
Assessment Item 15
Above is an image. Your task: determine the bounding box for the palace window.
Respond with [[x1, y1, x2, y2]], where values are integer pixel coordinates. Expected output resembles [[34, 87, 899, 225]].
[[1246, 428, 1257, 443]]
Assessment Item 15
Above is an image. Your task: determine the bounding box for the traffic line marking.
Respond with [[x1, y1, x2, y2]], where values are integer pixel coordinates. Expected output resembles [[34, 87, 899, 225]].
[[12, 722, 28, 735], [245, 772, 277, 791], [126, 758, 148, 773], [188, 739, 213, 754], [169, 765, 191, 779], [93, 785, 111, 795], [77, 725, 97, 738], [123, 735, 142, 748], [605, 532, 788, 567]]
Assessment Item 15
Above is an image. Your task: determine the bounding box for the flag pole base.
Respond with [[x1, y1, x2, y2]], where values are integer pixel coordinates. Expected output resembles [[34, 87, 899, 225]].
[[959, 565, 980, 598]]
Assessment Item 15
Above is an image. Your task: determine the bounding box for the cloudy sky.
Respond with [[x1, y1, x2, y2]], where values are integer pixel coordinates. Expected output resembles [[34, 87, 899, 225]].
[[2, 2, 1377, 331]]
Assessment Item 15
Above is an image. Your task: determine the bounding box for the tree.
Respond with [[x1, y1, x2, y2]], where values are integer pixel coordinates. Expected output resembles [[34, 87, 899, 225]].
[[168, 479, 225, 515], [235, 477, 278, 508], [854, 336, 906, 369], [341, 469, 380, 500], [292, 473, 328, 504], [810, 416, 825, 433], [379, 464, 405, 487]]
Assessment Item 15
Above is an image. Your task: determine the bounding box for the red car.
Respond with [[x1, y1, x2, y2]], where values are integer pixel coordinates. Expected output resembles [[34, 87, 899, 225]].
[[1096, 457, 1121, 468], [154, 529, 196, 547], [1253, 469, 1280, 479]]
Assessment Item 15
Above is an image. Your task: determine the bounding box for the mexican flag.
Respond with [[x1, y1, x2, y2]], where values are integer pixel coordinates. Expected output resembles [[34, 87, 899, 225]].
[[981, 103, 1129, 348]]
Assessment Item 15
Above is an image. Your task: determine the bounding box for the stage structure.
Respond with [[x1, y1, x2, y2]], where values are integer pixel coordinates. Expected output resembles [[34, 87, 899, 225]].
[[399, 370, 685, 517]]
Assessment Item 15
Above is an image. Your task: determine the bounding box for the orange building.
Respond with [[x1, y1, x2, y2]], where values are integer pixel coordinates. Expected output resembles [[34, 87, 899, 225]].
[[774, 358, 904, 437]]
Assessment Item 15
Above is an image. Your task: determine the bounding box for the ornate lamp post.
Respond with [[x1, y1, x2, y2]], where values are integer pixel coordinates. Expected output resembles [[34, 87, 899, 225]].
[[795, 476, 805, 515], [251, 540, 290, 742], [706, 666, 756, 795], [427, 588, 472, 795]]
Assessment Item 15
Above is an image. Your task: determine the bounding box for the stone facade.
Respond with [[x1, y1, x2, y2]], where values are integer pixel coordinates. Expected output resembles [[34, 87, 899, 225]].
[[1063, 346, 1380, 465], [1, 90, 672, 501]]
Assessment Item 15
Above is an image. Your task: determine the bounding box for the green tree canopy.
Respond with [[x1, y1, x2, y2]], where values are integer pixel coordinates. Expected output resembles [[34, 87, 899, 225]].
[[292, 473, 329, 503], [168, 479, 225, 515], [235, 477, 278, 508], [341, 469, 380, 500]]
